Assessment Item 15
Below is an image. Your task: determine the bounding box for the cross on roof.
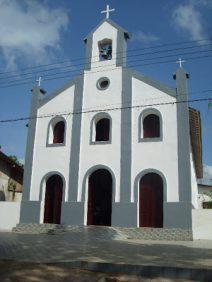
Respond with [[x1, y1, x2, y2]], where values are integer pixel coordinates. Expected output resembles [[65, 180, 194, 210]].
[[101, 4, 115, 19], [36, 76, 42, 87], [176, 58, 185, 68]]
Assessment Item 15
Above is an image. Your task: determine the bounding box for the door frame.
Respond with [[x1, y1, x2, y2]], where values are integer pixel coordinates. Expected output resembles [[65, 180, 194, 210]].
[[82, 165, 116, 226], [39, 172, 66, 224], [134, 169, 167, 228]]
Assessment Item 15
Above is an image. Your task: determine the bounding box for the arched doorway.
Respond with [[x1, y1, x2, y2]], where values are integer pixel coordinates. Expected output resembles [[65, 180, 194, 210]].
[[87, 169, 112, 226], [139, 173, 163, 227], [44, 175, 63, 224]]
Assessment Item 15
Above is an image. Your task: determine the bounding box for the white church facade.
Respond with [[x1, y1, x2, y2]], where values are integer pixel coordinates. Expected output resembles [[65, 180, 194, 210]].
[[19, 15, 202, 229]]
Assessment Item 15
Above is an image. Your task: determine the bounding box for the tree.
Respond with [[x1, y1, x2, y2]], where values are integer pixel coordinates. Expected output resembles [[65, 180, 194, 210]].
[[8, 155, 24, 168]]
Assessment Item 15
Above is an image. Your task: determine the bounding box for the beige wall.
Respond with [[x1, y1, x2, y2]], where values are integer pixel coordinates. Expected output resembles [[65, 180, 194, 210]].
[[192, 209, 212, 239], [0, 162, 22, 202]]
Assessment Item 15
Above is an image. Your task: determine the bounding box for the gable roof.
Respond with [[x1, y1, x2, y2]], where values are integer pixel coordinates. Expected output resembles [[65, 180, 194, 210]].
[[39, 76, 80, 107], [131, 69, 176, 97], [84, 18, 130, 43]]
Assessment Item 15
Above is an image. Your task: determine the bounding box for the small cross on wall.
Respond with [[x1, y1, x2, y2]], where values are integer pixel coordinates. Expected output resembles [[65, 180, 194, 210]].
[[101, 4, 115, 19], [176, 58, 185, 68], [36, 76, 42, 87]]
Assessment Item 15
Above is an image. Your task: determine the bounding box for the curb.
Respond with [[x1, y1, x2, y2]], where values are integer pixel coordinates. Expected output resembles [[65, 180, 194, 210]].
[[47, 261, 212, 281]]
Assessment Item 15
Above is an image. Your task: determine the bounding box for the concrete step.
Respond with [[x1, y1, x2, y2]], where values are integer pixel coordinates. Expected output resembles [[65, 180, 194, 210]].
[[12, 224, 193, 241]]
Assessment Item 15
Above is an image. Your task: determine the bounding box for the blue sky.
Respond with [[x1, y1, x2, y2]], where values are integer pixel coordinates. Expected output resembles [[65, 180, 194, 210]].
[[0, 0, 211, 177]]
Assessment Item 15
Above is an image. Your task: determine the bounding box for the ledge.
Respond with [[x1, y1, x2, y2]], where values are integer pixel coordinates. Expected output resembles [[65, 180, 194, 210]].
[[46, 143, 66, 148], [139, 137, 162, 143]]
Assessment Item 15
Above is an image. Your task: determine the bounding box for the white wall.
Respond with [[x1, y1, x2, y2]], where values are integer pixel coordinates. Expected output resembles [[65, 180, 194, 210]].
[[78, 68, 123, 206], [192, 209, 212, 240], [30, 85, 75, 203], [91, 21, 120, 69], [131, 77, 179, 203], [190, 152, 199, 208], [0, 202, 20, 231]]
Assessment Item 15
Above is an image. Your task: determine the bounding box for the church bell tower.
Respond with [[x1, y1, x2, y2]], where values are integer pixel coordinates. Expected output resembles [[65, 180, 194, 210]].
[[84, 5, 130, 70]]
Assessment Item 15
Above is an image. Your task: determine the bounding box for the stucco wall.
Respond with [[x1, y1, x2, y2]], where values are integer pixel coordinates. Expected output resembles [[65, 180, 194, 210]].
[[29, 86, 75, 200], [0, 171, 22, 202], [131, 76, 179, 207], [192, 209, 212, 240], [190, 152, 199, 208], [0, 202, 20, 230]]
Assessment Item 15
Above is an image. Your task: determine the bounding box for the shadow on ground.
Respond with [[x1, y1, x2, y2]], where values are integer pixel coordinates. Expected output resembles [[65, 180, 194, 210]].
[[0, 261, 194, 282]]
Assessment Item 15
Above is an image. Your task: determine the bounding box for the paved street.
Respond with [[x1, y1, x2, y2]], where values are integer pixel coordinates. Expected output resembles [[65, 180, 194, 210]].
[[0, 227, 212, 281], [0, 227, 211, 267]]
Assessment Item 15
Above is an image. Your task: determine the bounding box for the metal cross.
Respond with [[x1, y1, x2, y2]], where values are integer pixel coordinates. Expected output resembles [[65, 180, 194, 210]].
[[101, 4, 115, 19], [176, 58, 185, 68], [36, 76, 42, 87]]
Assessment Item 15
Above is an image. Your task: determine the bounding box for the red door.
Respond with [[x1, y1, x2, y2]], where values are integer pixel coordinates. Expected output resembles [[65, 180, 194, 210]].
[[44, 175, 63, 224], [87, 169, 112, 226], [139, 173, 163, 227]]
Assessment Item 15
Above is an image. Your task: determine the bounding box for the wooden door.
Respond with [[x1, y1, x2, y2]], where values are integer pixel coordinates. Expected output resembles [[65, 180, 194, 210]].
[[139, 173, 163, 227], [44, 175, 63, 224], [87, 169, 112, 226]]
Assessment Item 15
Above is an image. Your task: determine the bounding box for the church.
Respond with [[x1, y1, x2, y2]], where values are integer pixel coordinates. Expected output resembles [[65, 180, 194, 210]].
[[19, 6, 202, 230]]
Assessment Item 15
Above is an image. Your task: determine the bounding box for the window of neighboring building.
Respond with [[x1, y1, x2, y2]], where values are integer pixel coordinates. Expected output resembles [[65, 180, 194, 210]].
[[143, 114, 160, 138], [0, 191, 6, 201]]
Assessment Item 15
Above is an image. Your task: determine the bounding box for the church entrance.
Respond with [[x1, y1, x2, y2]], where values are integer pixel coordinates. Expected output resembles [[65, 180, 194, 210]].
[[44, 175, 63, 224], [87, 169, 112, 226], [139, 173, 163, 227]]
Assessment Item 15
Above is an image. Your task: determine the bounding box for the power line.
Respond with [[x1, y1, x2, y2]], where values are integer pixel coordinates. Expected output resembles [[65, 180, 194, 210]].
[[1, 42, 211, 82], [2, 47, 210, 86], [0, 38, 211, 78], [0, 97, 211, 124], [1, 53, 212, 89]]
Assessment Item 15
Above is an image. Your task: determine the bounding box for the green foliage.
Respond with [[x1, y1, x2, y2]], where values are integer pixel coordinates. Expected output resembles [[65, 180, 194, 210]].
[[8, 155, 24, 168], [203, 190, 212, 199], [203, 201, 212, 209]]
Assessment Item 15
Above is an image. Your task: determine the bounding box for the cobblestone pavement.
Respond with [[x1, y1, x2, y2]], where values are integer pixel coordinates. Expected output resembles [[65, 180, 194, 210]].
[[0, 227, 212, 270]]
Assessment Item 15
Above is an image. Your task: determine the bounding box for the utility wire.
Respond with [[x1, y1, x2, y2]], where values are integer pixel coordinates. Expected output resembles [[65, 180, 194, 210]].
[[0, 97, 211, 123], [1, 53, 212, 89], [3, 47, 211, 86], [1, 49, 212, 88], [0, 42, 211, 82], [0, 38, 211, 79]]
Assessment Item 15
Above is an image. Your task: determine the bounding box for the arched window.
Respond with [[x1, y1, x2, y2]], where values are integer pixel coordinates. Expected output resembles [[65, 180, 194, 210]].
[[53, 121, 65, 144], [143, 114, 160, 138], [47, 116, 66, 145], [95, 118, 110, 141]]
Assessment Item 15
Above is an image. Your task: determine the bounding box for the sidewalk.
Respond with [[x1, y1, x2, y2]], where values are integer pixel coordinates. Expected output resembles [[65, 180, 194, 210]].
[[0, 227, 211, 281]]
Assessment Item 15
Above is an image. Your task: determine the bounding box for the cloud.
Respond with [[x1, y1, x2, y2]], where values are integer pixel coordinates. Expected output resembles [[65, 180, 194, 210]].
[[132, 31, 159, 45], [190, 0, 212, 7], [203, 164, 212, 179], [172, 3, 206, 41], [0, 0, 69, 70]]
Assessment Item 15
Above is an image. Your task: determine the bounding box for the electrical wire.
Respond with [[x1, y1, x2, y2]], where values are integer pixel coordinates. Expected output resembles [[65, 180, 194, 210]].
[[1, 53, 211, 89], [0, 37, 211, 77], [0, 97, 211, 123], [0, 42, 211, 82]]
